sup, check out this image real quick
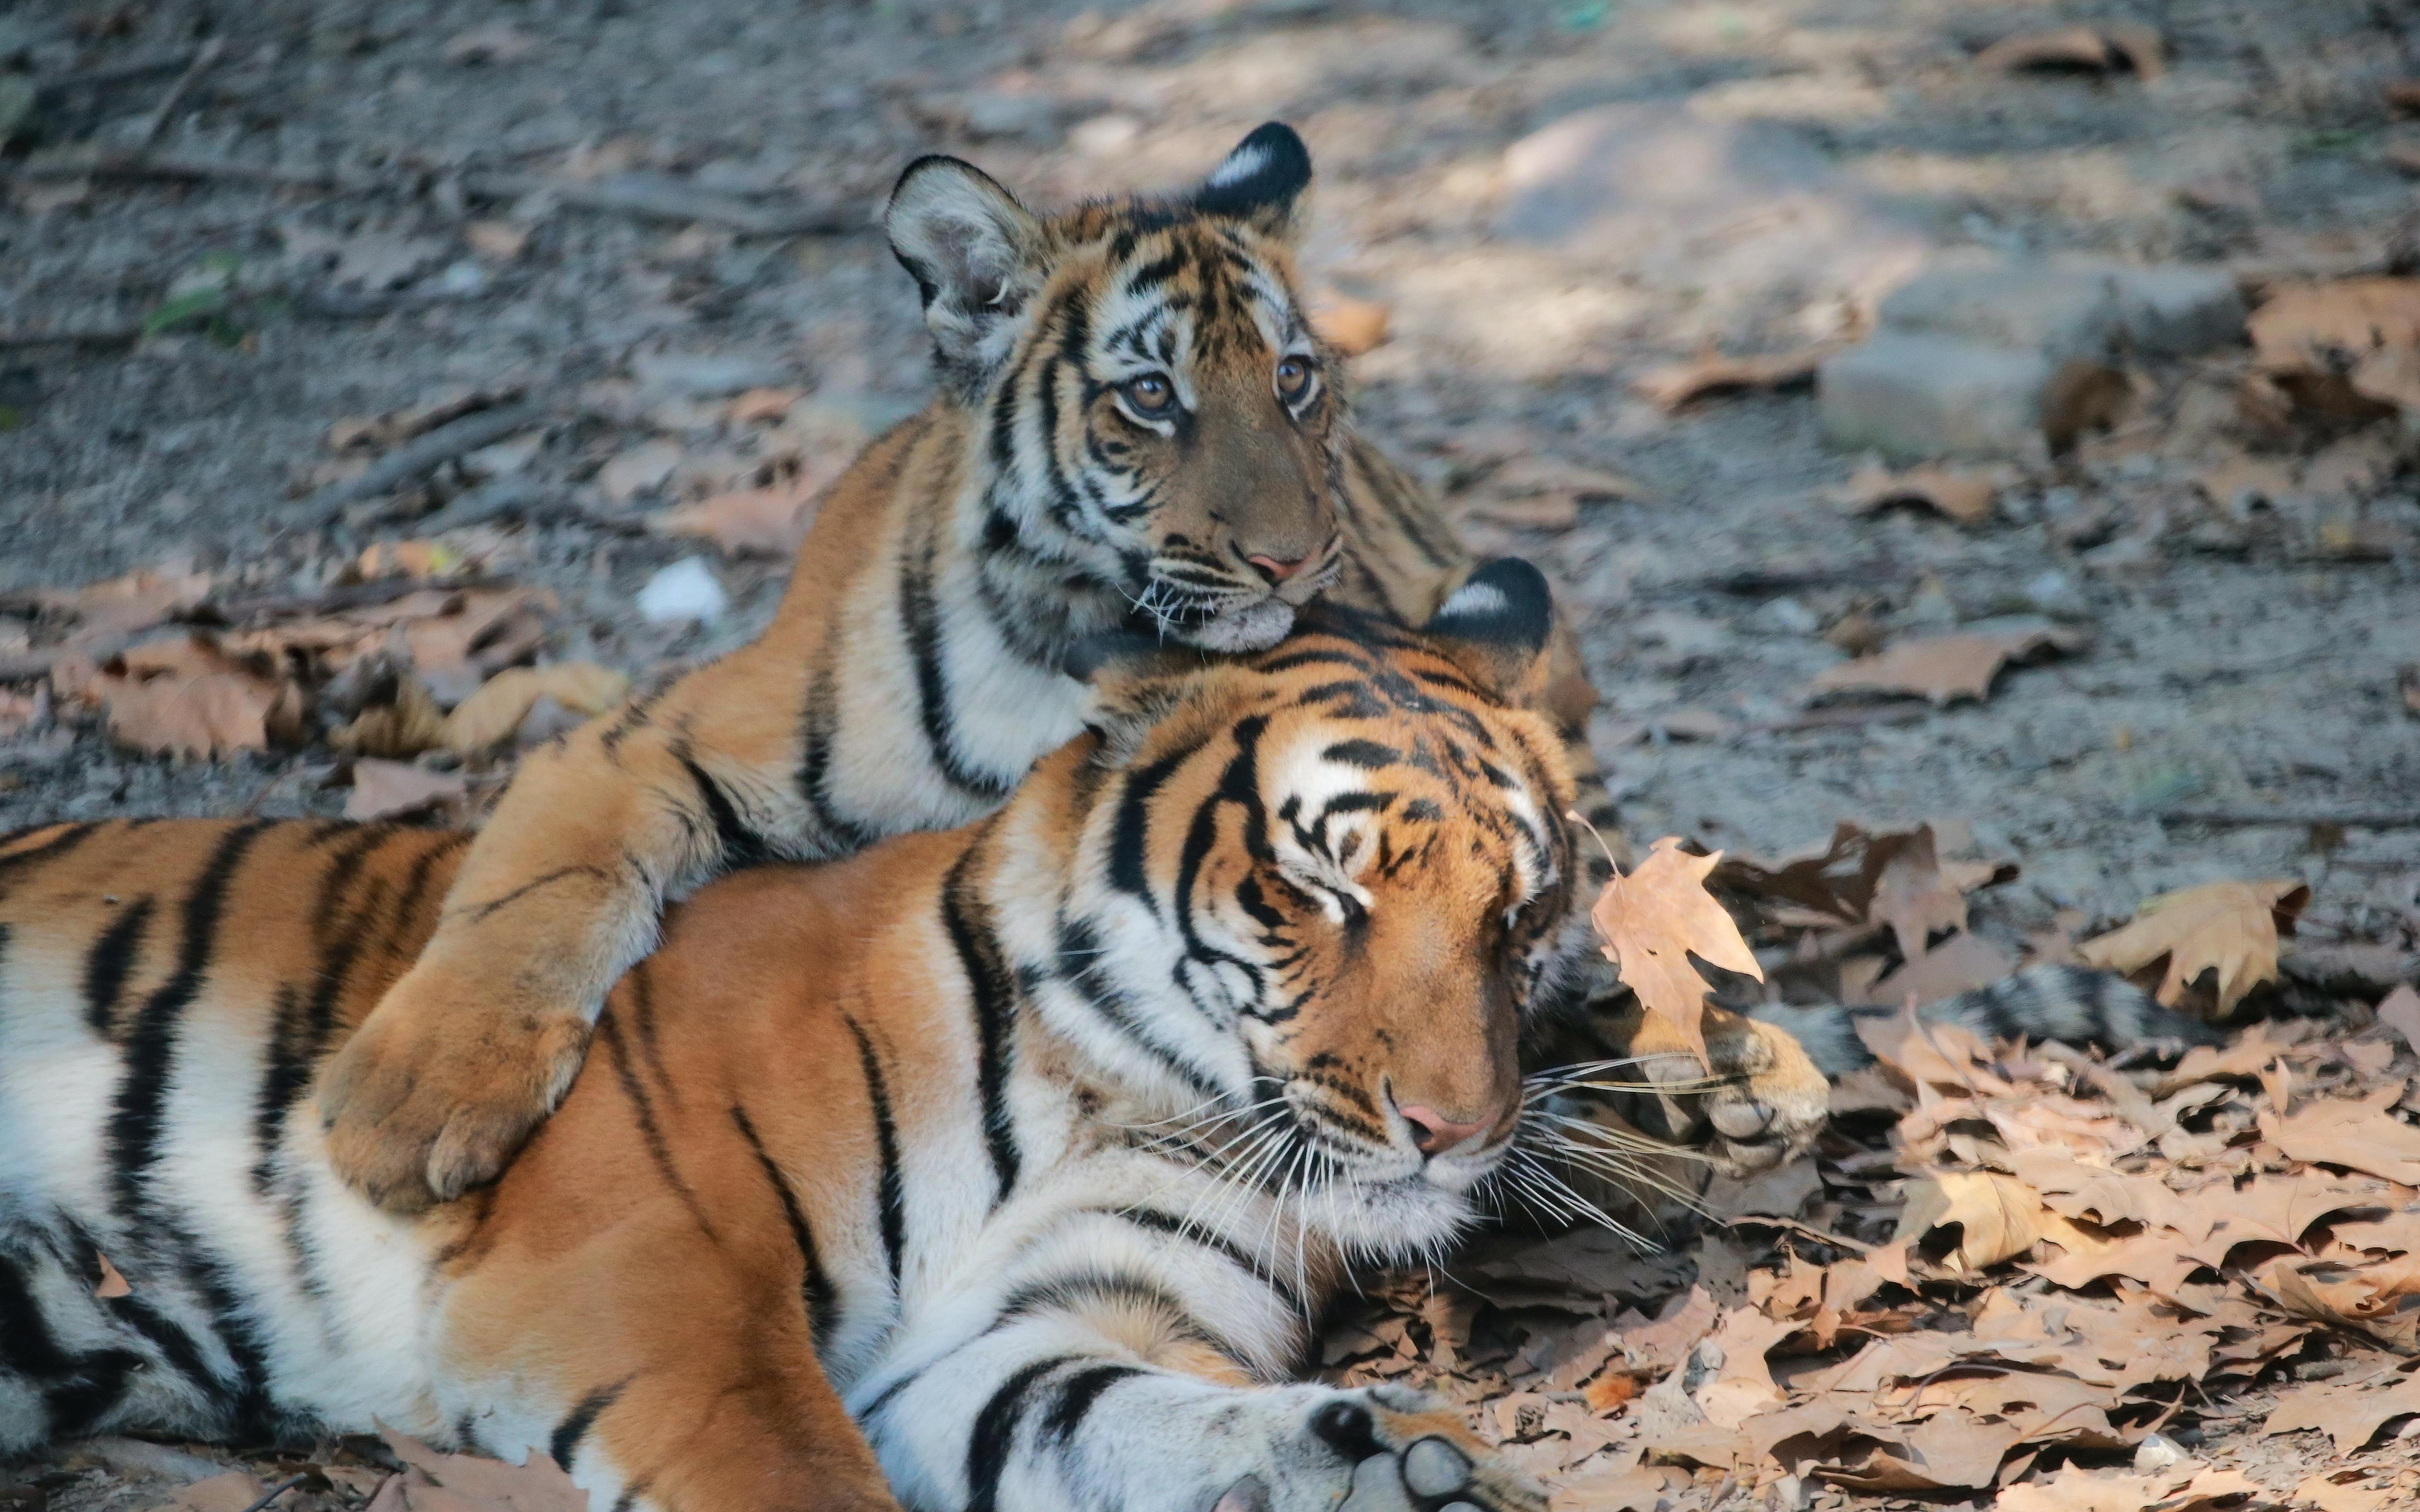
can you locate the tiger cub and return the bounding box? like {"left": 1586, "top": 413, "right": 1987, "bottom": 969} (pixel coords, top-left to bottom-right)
{"left": 316, "top": 121, "right": 1615, "bottom": 1214}
{"left": 0, "top": 565, "right": 1829, "bottom": 1512}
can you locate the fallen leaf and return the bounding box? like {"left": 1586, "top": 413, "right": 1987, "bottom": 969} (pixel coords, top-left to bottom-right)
{"left": 1976, "top": 24, "right": 2164, "bottom": 80}
{"left": 1900, "top": 1170, "right": 2056, "bottom": 1270}
{"left": 91, "top": 636, "right": 305, "bottom": 761}
{"left": 2264, "top": 1369, "right": 2420, "bottom": 1454}
{"left": 2296, "top": 1471, "right": 2395, "bottom": 1512}
{"left": 464, "top": 221, "right": 530, "bottom": 261}
{"left": 376, "top": 1428, "right": 585, "bottom": 1512}
{"left": 655, "top": 483, "right": 820, "bottom": 556}
{"left": 2248, "top": 278, "right": 2420, "bottom": 420}
{"left": 1633, "top": 348, "right": 1827, "bottom": 412}
{"left": 1810, "top": 624, "right": 2086, "bottom": 706}
{"left": 1840, "top": 464, "right": 1998, "bottom": 526}
{"left": 1590, "top": 836, "right": 1763, "bottom": 1061}
{"left": 345, "top": 760, "right": 467, "bottom": 822}
{"left": 153, "top": 1472, "right": 270, "bottom": 1512}
{"left": 2078, "top": 878, "right": 2309, "bottom": 1015}
{"left": 1582, "top": 1370, "right": 1639, "bottom": 1414}
{"left": 358, "top": 540, "right": 465, "bottom": 580}
{"left": 444, "top": 662, "right": 630, "bottom": 760}
{"left": 93, "top": 1252, "right": 130, "bottom": 1298}
{"left": 1995, "top": 1465, "right": 2259, "bottom": 1512}
{"left": 598, "top": 440, "right": 685, "bottom": 504}
{"left": 2264, "top": 1087, "right": 2420, "bottom": 1184}
{"left": 2376, "top": 985, "right": 2420, "bottom": 1056}
{"left": 726, "top": 387, "right": 805, "bottom": 424}
{"left": 1310, "top": 295, "right": 1391, "bottom": 357}
{"left": 1864, "top": 932, "right": 2017, "bottom": 1008}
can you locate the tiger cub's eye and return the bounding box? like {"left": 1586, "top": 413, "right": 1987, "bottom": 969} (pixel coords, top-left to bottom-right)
{"left": 1121, "top": 373, "right": 1176, "bottom": 414}
{"left": 1275, "top": 356, "right": 1314, "bottom": 399}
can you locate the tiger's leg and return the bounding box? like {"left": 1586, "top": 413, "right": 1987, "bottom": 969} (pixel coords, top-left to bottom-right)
{"left": 859, "top": 1300, "right": 1540, "bottom": 1512}
{"left": 318, "top": 641, "right": 821, "bottom": 1213}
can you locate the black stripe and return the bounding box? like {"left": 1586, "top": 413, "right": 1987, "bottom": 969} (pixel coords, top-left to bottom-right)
{"left": 0, "top": 821, "right": 98, "bottom": 900}
{"left": 795, "top": 662, "right": 878, "bottom": 854}
{"left": 729, "top": 1104, "right": 839, "bottom": 1348}
{"left": 549, "top": 1377, "right": 631, "bottom": 1470}
{"left": 598, "top": 1013, "right": 719, "bottom": 1244}
{"left": 1104, "top": 1206, "right": 1303, "bottom": 1314}
{"left": 0, "top": 1250, "right": 79, "bottom": 1376}
{"left": 965, "top": 1356, "right": 1072, "bottom": 1512}
{"left": 899, "top": 507, "right": 1014, "bottom": 802}
{"left": 1107, "top": 740, "right": 1204, "bottom": 904}
{"left": 82, "top": 895, "right": 155, "bottom": 1035}
{"left": 256, "top": 828, "right": 398, "bottom": 1192}
{"left": 460, "top": 863, "right": 608, "bottom": 924}
{"left": 676, "top": 753, "right": 772, "bottom": 869}
{"left": 940, "top": 845, "right": 1020, "bottom": 1205}
{"left": 844, "top": 1015, "right": 908, "bottom": 1292}
{"left": 1040, "top": 1363, "right": 1142, "bottom": 1446}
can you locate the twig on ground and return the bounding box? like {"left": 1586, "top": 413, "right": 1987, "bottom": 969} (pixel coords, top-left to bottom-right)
{"left": 7, "top": 151, "right": 380, "bottom": 194}
{"left": 2154, "top": 808, "right": 2420, "bottom": 830}
{"left": 291, "top": 403, "right": 549, "bottom": 521}
{"left": 132, "top": 36, "right": 224, "bottom": 149}
{"left": 462, "top": 170, "right": 861, "bottom": 236}
{"left": 234, "top": 1475, "right": 309, "bottom": 1512}
{"left": 211, "top": 574, "right": 516, "bottom": 623}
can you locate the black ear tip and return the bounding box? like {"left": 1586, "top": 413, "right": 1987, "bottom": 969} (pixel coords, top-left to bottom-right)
{"left": 1426, "top": 558, "right": 1553, "bottom": 651}
{"left": 1195, "top": 121, "right": 1312, "bottom": 216}
{"left": 889, "top": 154, "right": 961, "bottom": 199}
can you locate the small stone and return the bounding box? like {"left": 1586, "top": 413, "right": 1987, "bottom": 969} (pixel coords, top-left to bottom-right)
{"left": 1817, "top": 333, "right": 2051, "bottom": 460}
{"left": 637, "top": 557, "right": 728, "bottom": 626}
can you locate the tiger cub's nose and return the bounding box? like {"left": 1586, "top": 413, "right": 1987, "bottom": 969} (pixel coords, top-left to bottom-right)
{"left": 1399, "top": 1104, "right": 1490, "bottom": 1156}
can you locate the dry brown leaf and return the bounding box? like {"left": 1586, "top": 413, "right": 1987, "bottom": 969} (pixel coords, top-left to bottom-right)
{"left": 2296, "top": 1470, "right": 2396, "bottom": 1512}
{"left": 1633, "top": 348, "right": 1825, "bottom": 412}
{"left": 93, "top": 1252, "right": 130, "bottom": 1299}
{"left": 2249, "top": 278, "right": 2420, "bottom": 420}
{"left": 444, "top": 662, "right": 630, "bottom": 760}
{"left": 1841, "top": 464, "right": 1998, "bottom": 526}
{"left": 656, "top": 483, "right": 821, "bottom": 556}
{"left": 93, "top": 637, "right": 305, "bottom": 761}
{"left": 2078, "top": 878, "right": 2309, "bottom": 1015}
{"left": 726, "top": 386, "right": 804, "bottom": 424}
{"left": 29, "top": 565, "right": 214, "bottom": 639}
{"left": 1809, "top": 624, "right": 2085, "bottom": 706}
{"left": 1590, "top": 836, "right": 1762, "bottom": 1062}
{"left": 1582, "top": 1370, "right": 1639, "bottom": 1414}
{"left": 1976, "top": 25, "right": 2163, "bottom": 80}
{"left": 376, "top": 1428, "right": 585, "bottom": 1512}
{"left": 2264, "top": 1087, "right": 2420, "bottom": 1184}
{"left": 152, "top": 1472, "right": 270, "bottom": 1512}
{"left": 2264, "top": 1369, "right": 2420, "bottom": 1454}
{"left": 1996, "top": 1465, "right": 2258, "bottom": 1512}
{"left": 1310, "top": 296, "right": 1391, "bottom": 357}
{"left": 2040, "top": 360, "right": 2135, "bottom": 454}
{"left": 2376, "top": 984, "right": 2420, "bottom": 1057}
{"left": 346, "top": 760, "right": 468, "bottom": 822}
{"left": 1900, "top": 1170, "right": 2056, "bottom": 1271}
{"left": 1864, "top": 933, "right": 2018, "bottom": 1008}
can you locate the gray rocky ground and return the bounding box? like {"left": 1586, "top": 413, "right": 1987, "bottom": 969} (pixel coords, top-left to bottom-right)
{"left": 7, "top": 0, "right": 2420, "bottom": 1508}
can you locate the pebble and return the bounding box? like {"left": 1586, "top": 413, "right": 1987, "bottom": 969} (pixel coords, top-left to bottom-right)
{"left": 637, "top": 557, "right": 729, "bottom": 626}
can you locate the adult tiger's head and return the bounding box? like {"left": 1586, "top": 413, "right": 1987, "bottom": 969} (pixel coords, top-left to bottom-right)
{"left": 886, "top": 122, "right": 1342, "bottom": 653}
{"left": 1020, "top": 559, "right": 1588, "bottom": 1255}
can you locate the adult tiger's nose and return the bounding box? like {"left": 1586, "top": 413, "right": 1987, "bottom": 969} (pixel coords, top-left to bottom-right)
{"left": 1399, "top": 1104, "right": 1490, "bottom": 1156}
{"left": 1246, "top": 552, "right": 1311, "bottom": 583}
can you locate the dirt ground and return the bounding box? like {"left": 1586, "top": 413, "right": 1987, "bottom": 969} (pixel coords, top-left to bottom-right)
{"left": 6, "top": 0, "right": 2420, "bottom": 1508}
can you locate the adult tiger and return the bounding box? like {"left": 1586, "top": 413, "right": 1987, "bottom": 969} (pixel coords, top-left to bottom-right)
{"left": 0, "top": 568, "right": 1828, "bottom": 1512}
{"left": 316, "top": 121, "right": 1617, "bottom": 1214}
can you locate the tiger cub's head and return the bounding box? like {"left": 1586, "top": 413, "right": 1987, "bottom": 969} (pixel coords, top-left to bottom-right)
{"left": 1034, "top": 560, "right": 1587, "bottom": 1255}
{"left": 886, "top": 123, "right": 1342, "bottom": 653}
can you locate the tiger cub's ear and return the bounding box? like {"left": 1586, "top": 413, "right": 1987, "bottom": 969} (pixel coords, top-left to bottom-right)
{"left": 886, "top": 155, "right": 1050, "bottom": 388}
{"left": 1421, "top": 558, "right": 1555, "bottom": 706}
{"left": 1190, "top": 122, "right": 1313, "bottom": 243}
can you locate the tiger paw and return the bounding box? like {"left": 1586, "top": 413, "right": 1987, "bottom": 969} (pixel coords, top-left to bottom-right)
{"left": 1644, "top": 1004, "right": 1828, "bottom": 1178}
{"left": 316, "top": 960, "right": 594, "bottom": 1213}
{"left": 1220, "top": 1387, "right": 1543, "bottom": 1512}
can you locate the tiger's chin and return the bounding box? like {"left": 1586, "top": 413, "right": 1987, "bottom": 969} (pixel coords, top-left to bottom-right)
{"left": 1178, "top": 596, "right": 1299, "bottom": 653}
{"left": 1312, "top": 1169, "right": 1487, "bottom": 1260}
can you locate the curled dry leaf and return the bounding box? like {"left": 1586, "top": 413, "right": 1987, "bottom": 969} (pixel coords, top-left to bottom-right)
{"left": 345, "top": 759, "right": 468, "bottom": 823}
{"left": 1810, "top": 623, "right": 2086, "bottom": 707}
{"left": 2262, "top": 1087, "right": 2420, "bottom": 1184}
{"left": 1309, "top": 295, "right": 1391, "bottom": 357}
{"left": 443, "top": 662, "right": 631, "bottom": 760}
{"left": 2295, "top": 1471, "right": 2396, "bottom": 1512}
{"left": 1995, "top": 1465, "right": 2258, "bottom": 1512}
{"left": 1839, "top": 464, "right": 1998, "bottom": 526}
{"left": 1589, "top": 836, "right": 1762, "bottom": 1062}
{"left": 1975, "top": 24, "right": 2164, "bottom": 80}
{"left": 655, "top": 483, "right": 820, "bottom": 556}
{"left": 1898, "top": 1170, "right": 2056, "bottom": 1271}
{"left": 1633, "top": 348, "right": 1826, "bottom": 412}
{"left": 2248, "top": 278, "right": 2420, "bottom": 421}
{"left": 375, "top": 1428, "right": 586, "bottom": 1512}
{"left": 2264, "top": 1368, "right": 2420, "bottom": 1455}
{"left": 2077, "top": 878, "right": 2308, "bottom": 1015}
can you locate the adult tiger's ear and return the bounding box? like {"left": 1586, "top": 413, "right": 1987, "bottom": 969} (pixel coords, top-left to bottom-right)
{"left": 1421, "top": 558, "right": 1555, "bottom": 706}
{"left": 1191, "top": 122, "right": 1313, "bottom": 243}
{"left": 886, "top": 155, "right": 1049, "bottom": 391}
{"left": 1066, "top": 630, "right": 1215, "bottom": 764}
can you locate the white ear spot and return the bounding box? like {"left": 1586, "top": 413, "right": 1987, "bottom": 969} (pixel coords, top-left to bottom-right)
{"left": 1206, "top": 145, "right": 1271, "bottom": 189}
{"left": 1438, "top": 580, "right": 1510, "bottom": 620}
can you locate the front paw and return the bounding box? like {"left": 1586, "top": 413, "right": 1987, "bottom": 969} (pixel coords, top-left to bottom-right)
{"left": 316, "top": 963, "right": 593, "bottom": 1212}
{"left": 1245, "top": 1387, "right": 1543, "bottom": 1512}
{"left": 1641, "top": 1006, "right": 1829, "bottom": 1178}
